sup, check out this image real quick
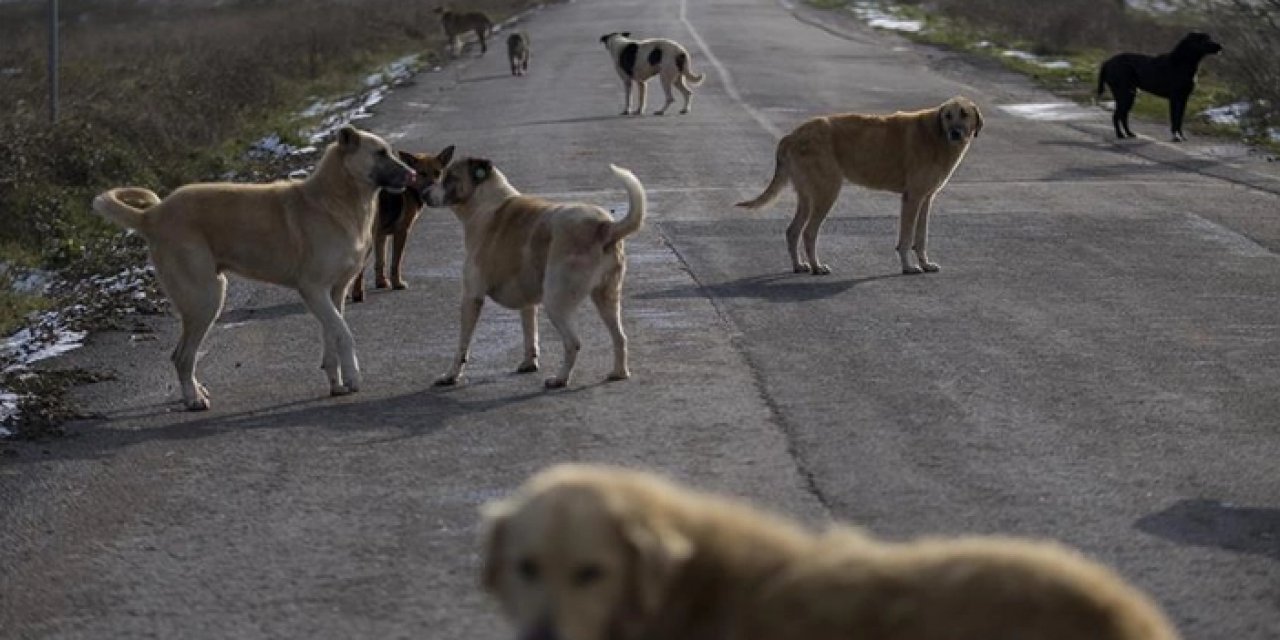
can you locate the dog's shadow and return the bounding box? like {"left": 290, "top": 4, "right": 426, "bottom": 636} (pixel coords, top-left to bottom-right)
{"left": 518, "top": 114, "right": 634, "bottom": 128}
{"left": 1136, "top": 498, "right": 1280, "bottom": 562}
{"left": 637, "top": 272, "right": 898, "bottom": 304}
{"left": 458, "top": 73, "right": 514, "bottom": 84}
{"left": 219, "top": 302, "right": 308, "bottom": 325}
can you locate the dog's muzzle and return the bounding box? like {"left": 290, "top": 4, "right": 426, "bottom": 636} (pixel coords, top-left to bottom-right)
{"left": 948, "top": 128, "right": 966, "bottom": 142}
{"left": 380, "top": 168, "right": 416, "bottom": 194}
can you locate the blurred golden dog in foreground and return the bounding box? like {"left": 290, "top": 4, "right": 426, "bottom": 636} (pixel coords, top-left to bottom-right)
{"left": 482, "top": 464, "right": 1179, "bottom": 640}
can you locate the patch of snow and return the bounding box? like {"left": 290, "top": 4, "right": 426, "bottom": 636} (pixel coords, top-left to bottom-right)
{"left": 974, "top": 40, "right": 993, "bottom": 48}
{"left": 1202, "top": 101, "right": 1251, "bottom": 126}
{"left": 999, "top": 102, "right": 1100, "bottom": 122}
{"left": 1002, "top": 49, "right": 1071, "bottom": 70}
{"left": 848, "top": 2, "right": 923, "bottom": 33}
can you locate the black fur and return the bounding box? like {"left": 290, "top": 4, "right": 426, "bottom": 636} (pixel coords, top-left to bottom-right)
{"left": 1097, "top": 32, "right": 1222, "bottom": 142}
{"left": 647, "top": 48, "right": 662, "bottom": 66}
{"left": 676, "top": 53, "right": 688, "bottom": 73}
{"left": 619, "top": 43, "right": 639, "bottom": 78}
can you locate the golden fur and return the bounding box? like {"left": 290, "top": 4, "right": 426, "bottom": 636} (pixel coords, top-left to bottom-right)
{"left": 482, "top": 464, "right": 1181, "bottom": 640}
{"left": 738, "top": 96, "right": 983, "bottom": 275}
{"left": 424, "top": 160, "right": 646, "bottom": 388}
{"left": 92, "top": 126, "right": 413, "bottom": 410}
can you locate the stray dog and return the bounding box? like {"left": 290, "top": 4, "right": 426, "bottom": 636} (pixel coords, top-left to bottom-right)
{"left": 738, "top": 96, "right": 982, "bottom": 275}
{"left": 424, "top": 159, "right": 645, "bottom": 388}
{"left": 482, "top": 464, "right": 1182, "bottom": 640}
{"left": 507, "top": 32, "right": 530, "bottom": 76}
{"left": 93, "top": 126, "right": 414, "bottom": 410}
{"left": 350, "top": 145, "right": 454, "bottom": 303}
{"left": 600, "top": 32, "right": 705, "bottom": 116}
{"left": 436, "top": 6, "right": 493, "bottom": 56}
{"left": 1097, "top": 32, "right": 1222, "bottom": 141}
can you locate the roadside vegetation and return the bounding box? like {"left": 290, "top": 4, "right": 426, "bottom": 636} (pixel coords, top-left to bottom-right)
{"left": 0, "top": 0, "right": 535, "bottom": 439}
{"left": 810, "top": 0, "right": 1279, "bottom": 147}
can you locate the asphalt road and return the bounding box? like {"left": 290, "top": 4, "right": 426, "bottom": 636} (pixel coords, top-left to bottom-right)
{"left": 3, "top": 0, "right": 1279, "bottom": 638}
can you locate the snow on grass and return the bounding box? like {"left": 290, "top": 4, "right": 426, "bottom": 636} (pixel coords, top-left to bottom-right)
{"left": 1200, "top": 102, "right": 1280, "bottom": 142}
{"left": 848, "top": 2, "right": 923, "bottom": 33}
{"left": 1001, "top": 49, "right": 1072, "bottom": 70}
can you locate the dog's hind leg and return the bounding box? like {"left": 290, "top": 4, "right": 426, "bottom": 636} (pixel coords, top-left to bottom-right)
{"left": 517, "top": 305, "right": 539, "bottom": 373}
{"left": 675, "top": 74, "right": 693, "bottom": 114}
{"left": 436, "top": 296, "right": 484, "bottom": 386}
{"left": 162, "top": 263, "right": 225, "bottom": 411}
{"left": 786, "top": 192, "right": 812, "bottom": 273}
{"left": 542, "top": 273, "right": 591, "bottom": 389}
{"left": 301, "top": 285, "right": 360, "bottom": 395}
{"left": 654, "top": 71, "right": 676, "bottom": 116}
{"left": 592, "top": 275, "right": 629, "bottom": 381}
{"left": 911, "top": 192, "right": 940, "bottom": 273}
{"left": 799, "top": 178, "right": 840, "bottom": 276}
{"left": 374, "top": 234, "right": 391, "bottom": 289}
{"left": 1114, "top": 90, "right": 1137, "bottom": 138}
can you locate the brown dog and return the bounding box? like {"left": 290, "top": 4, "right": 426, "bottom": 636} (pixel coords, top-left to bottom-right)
{"left": 424, "top": 160, "right": 646, "bottom": 388}
{"left": 482, "top": 464, "right": 1180, "bottom": 640}
{"left": 93, "top": 126, "right": 414, "bottom": 410}
{"left": 738, "top": 96, "right": 983, "bottom": 275}
{"left": 436, "top": 6, "right": 493, "bottom": 56}
{"left": 350, "top": 146, "right": 454, "bottom": 303}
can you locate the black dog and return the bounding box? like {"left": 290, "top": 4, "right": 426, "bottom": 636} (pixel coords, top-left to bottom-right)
{"left": 1096, "top": 32, "right": 1222, "bottom": 142}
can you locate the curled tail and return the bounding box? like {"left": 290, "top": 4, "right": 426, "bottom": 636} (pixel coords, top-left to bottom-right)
{"left": 93, "top": 187, "right": 161, "bottom": 232}
{"left": 736, "top": 146, "right": 790, "bottom": 209}
{"left": 676, "top": 53, "right": 705, "bottom": 86}
{"left": 606, "top": 164, "right": 646, "bottom": 244}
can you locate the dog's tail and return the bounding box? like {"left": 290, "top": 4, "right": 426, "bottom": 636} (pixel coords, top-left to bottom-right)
{"left": 606, "top": 164, "right": 646, "bottom": 244}
{"left": 676, "top": 53, "right": 705, "bottom": 86}
{"left": 736, "top": 145, "right": 790, "bottom": 210}
{"left": 92, "top": 187, "right": 161, "bottom": 233}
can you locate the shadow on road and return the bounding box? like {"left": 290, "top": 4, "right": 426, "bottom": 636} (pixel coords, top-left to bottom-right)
{"left": 1136, "top": 498, "right": 1280, "bottom": 562}
{"left": 219, "top": 302, "right": 308, "bottom": 325}
{"left": 636, "top": 271, "right": 899, "bottom": 304}
{"left": 458, "top": 73, "right": 513, "bottom": 84}
{"left": 517, "top": 114, "right": 625, "bottom": 127}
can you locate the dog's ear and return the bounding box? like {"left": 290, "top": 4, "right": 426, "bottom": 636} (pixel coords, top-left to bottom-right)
{"left": 437, "top": 145, "right": 456, "bottom": 167}
{"left": 480, "top": 498, "right": 515, "bottom": 594}
{"left": 622, "top": 516, "right": 693, "bottom": 616}
{"left": 337, "top": 126, "right": 361, "bottom": 152}
{"left": 600, "top": 33, "right": 612, "bottom": 44}
{"left": 470, "top": 158, "right": 494, "bottom": 182}
{"left": 622, "top": 32, "right": 632, "bottom": 38}
{"left": 397, "top": 150, "right": 418, "bottom": 166}
{"left": 973, "top": 105, "right": 984, "bottom": 138}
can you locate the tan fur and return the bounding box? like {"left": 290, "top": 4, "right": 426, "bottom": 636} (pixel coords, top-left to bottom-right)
{"left": 738, "top": 96, "right": 984, "bottom": 275}
{"left": 483, "top": 464, "right": 1181, "bottom": 640}
{"left": 436, "top": 7, "right": 493, "bottom": 56}
{"left": 601, "top": 33, "right": 706, "bottom": 116}
{"left": 425, "top": 160, "right": 646, "bottom": 388}
{"left": 92, "top": 126, "right": 413, "bottom": 410}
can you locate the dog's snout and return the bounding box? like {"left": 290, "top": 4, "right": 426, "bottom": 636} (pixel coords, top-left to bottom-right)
{"left": 521, "top": 620, "right": 558, "bottom": 640}
{"left": 949, "top": 128, "right": 964, "bottom": 141}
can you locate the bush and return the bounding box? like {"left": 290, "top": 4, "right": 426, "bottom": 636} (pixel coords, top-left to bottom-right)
{"left": 1206, "top": 0, "right": 1280, "bottom": 135}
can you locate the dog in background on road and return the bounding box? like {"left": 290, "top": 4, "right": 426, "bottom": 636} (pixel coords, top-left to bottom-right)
{"left": 350, "top": 145, "right": 454, "bottom": 303}
{"left": 424, "top": 159, "right": 646, "bottom": 389}
{"left": 1096, "top": 32, "right": 1222, "bottom": 141}
{"left": 507, "top": 32, "right": 530, "bottom": 76}
{"left": 481, "top": 464, "right": 1182, "bottom": 640}
{"left": 738, "top": 96, "right": 983, "bottom": 276}
{"left": 93, "top": 126, "right": 414, "bottom": 410}
{"left": 436, "top": 6, "right": 493, "bottom": 56}
{"left": 600, "top": 32, "right": 705, "bottom": 116}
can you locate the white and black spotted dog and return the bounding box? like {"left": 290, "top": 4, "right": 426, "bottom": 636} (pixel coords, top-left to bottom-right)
{"left": 600, "top": 32, "right": 705, "bottom": 116}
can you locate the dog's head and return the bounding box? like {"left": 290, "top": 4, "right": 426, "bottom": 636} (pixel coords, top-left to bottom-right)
{"left": 482, "top": 465, "right": 694, "bottom": 640}
{"left": 424, "top": 157, "right": 497, "bottom": 208}
{"left": 1173, "top": 32, "right": 1222, "bottom": 60}
{"left": 599, "top": 32, "right": 632, "bottom": 47}
{"left": 335, "top": 126, "right": 416, "bottom": 194}
{"left": 937, "top": 96, "right": 983, "bottom": 143}
{"left": 395, "top": 146, "right": 454, "bottom": 199}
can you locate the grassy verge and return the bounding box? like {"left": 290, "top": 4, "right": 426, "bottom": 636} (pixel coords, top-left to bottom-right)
{"left": 809, "top": 1, "right": 1256, "bottom": 144}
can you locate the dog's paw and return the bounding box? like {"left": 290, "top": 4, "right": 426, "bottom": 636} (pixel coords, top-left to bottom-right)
{"left": 920, "top": 262, "right": 941, "bottom": 273}
{"left": 184, "top": 397, "right": 211, "bottom": 411}
{"left": 329, "top": 384, "right": 354, "bottom": 397}
{"left": 810, "top": 264, "right": 832, "bottom": 275}
{"left": 351, "top": 292, "right": 365, "bottom": 303}
{"left": 544, "top": 377, "right": 568, "bottom": 389}
{"left": 793, "top": 263, "right": 812, "bottom": 274}
{"left": 902, "top": 265, "right": 924, "bottom": 275}
{"left": 680, "top": 108, "right": 690, "bottom": 115}
{"left": 516, "top": 361, "right": 539, "bottom": 374}
{"left": 392, "top": 281, "right": 408, "bottom": 291}
{"left": 375, "top": 278, "right": 390, "bottom": 289}
{"left": 606, "top": 370, "right": 630, "bottom": 382}
{"left": 433, "top": 374, "right": 460, "bottom": 387}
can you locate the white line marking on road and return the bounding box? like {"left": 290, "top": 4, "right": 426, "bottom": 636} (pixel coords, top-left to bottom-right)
{"left": 1182, "top": 214, "right": 1274, "bottom": 258}
{"left": 680, "top": 0, "right": 783, "bottom": 139}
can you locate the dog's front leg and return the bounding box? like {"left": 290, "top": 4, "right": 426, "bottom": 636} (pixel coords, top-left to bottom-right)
{"left": 634, "top": 80, "right": 648, "bottom": 116}
{"left": 375, "top": 233, "right": 391, "bottom": 289}
{"left": 435, "top": 296, "right": 485, "bottom": 386}
{"left": 621, "top": 80, "right": 634, "bottom": 115}
{"left": 390, "top": 230, "right": 409, "bottom": 289}
{"left": 897, "top": 192, "right": 925, "bottom": 274}
{"left": 517, "top": 305, "right": 539, "bottom": 373}
{"left": 302, "top": 286, "right": 360, "bottom": 395}
{"left": 911, "top": 193, "right": 940, "bottom": 273}
{"left": 1170, "top": 95, "right": 1188, "bottom": 142}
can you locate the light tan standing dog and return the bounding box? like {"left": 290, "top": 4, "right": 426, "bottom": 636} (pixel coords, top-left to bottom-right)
{"left": 738, "top": 96, "right": 983, "bottom": 275}
{"left": 600, "top": 32, "right": 705, "bottom": 116}
{"left": 93, "top": 126, "right": 414, "bottom": 410}
{"left": 424, "top": 159, "right": 646, "bottom": 388}
{"left": 482, "top": 464, "right": 1181, "bottom": 640}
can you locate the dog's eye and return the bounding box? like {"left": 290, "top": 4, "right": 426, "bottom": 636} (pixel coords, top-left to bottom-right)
{"left": 959, "top": 108, "right": 967, "bottom": 118}
{"left": 945, "top": 112, "right": 953, "bottom": 120}
{"left": 572, "top": 564, "right": 604, "bottom": 587}
{"left": 517, "top": 558, "right": 540, "bottom": 582}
